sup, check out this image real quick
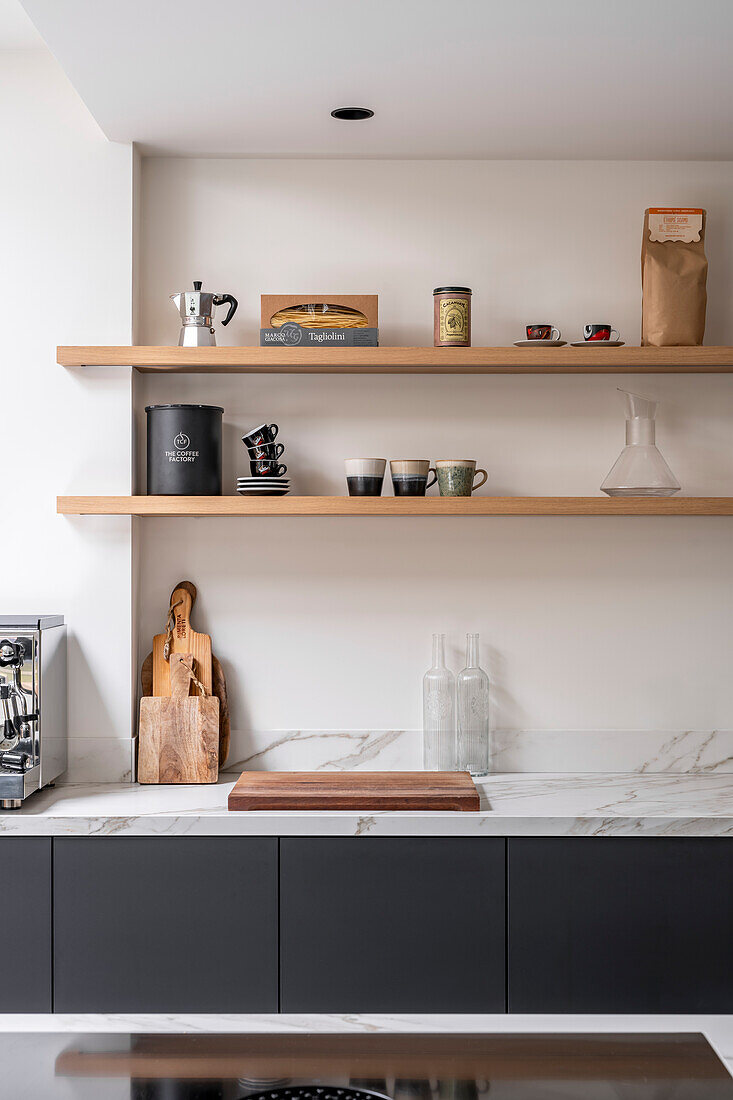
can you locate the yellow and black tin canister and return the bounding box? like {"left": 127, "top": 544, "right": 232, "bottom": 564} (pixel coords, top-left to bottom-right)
{"left": 433, "top": 286, "right": 472, "bottom": 347}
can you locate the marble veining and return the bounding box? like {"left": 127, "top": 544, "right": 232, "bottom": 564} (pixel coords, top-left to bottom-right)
{"left": 3, "top": 772, "right": 733, "bottom": 837}
{"left": 225, "top": 729, "right": 409, "bottom": 773}
{"left": 60, "top": 728, "right": 733, "bottom": 786}
{"left": 225, "top": 727, "right": 733, "bottom": 775}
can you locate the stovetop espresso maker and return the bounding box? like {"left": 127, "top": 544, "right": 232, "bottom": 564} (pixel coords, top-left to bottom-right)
{"left": 171, "top": 281, "right": 238, "bottom": 347}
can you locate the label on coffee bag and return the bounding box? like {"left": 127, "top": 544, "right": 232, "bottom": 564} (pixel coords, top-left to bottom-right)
{"left": 648, "top": 208, "right": 704, "bottom": 243}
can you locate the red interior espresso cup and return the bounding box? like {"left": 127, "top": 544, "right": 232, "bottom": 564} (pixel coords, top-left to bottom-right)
{"left": 526, "top": 324, "right": 560, "bottom": 341}
{"left": 584, "top": 324, "right": 620, "bottom": 341}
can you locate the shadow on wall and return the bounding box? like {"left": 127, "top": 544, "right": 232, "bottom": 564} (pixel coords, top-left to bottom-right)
{"left": 67, "top": 631, "right": 121, "bottom": 740}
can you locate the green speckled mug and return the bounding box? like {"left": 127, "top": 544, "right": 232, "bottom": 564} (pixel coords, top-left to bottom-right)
{"left": 436, "top": 459, "right": 488, "bottom": 497}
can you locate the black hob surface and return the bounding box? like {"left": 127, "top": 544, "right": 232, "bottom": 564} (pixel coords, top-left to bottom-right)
{"left": 4, "top": 1032, "right": 732, "bottom": 1099}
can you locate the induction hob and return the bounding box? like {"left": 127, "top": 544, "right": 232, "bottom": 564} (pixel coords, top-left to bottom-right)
{"left": 4, "top": 1031, "right": 732, "bottom": 1099}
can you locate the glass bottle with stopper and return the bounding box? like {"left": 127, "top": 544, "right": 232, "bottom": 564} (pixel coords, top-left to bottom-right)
{"left": 601, "top": 389, "right": 680, "bottom": 497}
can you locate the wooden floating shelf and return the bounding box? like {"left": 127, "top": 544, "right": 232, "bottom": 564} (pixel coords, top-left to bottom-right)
{"left": 57, "top": 345, "right": 733, "bottom": 374}
{"left": 57, "top": 496, "right": 733, "bottom": 517}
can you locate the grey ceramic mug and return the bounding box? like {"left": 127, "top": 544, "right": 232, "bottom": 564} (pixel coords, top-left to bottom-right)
{"left": 436, "top": 459, "right": 488, "bottom": 497}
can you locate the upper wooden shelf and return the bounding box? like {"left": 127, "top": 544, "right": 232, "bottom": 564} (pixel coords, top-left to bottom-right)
{"left": 57, "top": 496, "right": 733, "bottom": 517}
{"left": 56, "top": 345, "right": 733, "bottom": 374}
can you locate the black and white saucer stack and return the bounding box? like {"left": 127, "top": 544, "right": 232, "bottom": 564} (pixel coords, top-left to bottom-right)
{"left": 237, "top": 422, "right": 290, "bottom": 497}
{"left": 237, "top": 474, "right": 290, "bottom": 497}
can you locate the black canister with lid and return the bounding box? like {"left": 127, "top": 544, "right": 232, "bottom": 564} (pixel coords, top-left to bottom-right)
{"left": 146, "top": 404, "right": 223, "bottom": 495}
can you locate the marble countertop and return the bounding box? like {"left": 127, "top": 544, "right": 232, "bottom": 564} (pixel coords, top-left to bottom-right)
{"left": 0, "top": 1012, "right": 731, "bottom": 1077}
{"left": 1, "top": 772, "right": 732, "bottom": 836}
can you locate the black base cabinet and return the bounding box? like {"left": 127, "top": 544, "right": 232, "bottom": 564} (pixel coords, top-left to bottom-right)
{"left": 508, "top": 838, "right": 733, "bottom": 1013}
{"left": 280, "top": 837, "right": 506, "bottom": 1012}
{"left": 13, "top": 832, "right": 728, "bottom": 1014}
{"left": 0, "top": 838, "right": 52, "bottom": 1012}
{"left": 53, "top": 837, "right": 278, "bottom": 1012}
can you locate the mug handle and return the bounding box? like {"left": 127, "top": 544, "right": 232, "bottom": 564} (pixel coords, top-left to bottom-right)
{"left": 269, "top": 423, "right": 279, "bottom": 440}
{"left": 609, "top": 329, "right": 620, "bottom": 342}
{"left": 276, "top": 463, "right": 288, "bottom": 477}
{"left": 274, "top": 442, "right": 285, "bottom": 459}
{"left": 426, "top": 467, "right": 437, "bottom": 490}
{"left": 472, "top": 469, "right": 488, "bottom": 492}
{"left": 551, "top": 326, "right": 561, "bottom": 341}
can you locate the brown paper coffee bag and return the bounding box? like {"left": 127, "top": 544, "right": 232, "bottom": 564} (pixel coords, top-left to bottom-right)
{"left": 641, "top": 207, "right": 707, "bottom": 345}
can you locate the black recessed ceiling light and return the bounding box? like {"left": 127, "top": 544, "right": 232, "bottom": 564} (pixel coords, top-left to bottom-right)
{"left": 331, "top": 107, "right": 374, "bottom": 121}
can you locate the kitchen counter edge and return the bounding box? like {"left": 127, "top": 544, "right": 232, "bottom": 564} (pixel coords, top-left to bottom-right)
{"left": 1, "top": 773, "right": 732, "bottom": 837}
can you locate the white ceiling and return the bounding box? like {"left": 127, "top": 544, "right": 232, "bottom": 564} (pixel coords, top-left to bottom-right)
{"left": 0, "top": 0, "right": 42, "bottom": 48}
{"left": 19, "top": 0, "right": 733, "bottom": 159}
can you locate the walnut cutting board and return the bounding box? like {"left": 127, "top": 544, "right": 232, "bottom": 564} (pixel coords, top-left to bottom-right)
{"left": 228, "top": 771, "right": 480, "bottom": 811}
{"left": 139, "top": 653, "right": 219, "bottom": 784}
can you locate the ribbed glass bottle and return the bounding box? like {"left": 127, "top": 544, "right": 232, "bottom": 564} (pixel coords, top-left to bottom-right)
{"left": 422, "top": 633, "right": 456, "bottom": 770}
{"left": 456, "top": 633, "right": 490, "bottom": 776}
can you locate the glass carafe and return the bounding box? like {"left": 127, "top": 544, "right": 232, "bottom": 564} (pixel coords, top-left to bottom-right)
{"left": 456, "top": 633, "right": 490, "bottom": 776}
{"left": 423, "top": 633, "right": 456, "bottom": 770}
{"left": 601, "top": 389, "right": 680, "bottom": 496}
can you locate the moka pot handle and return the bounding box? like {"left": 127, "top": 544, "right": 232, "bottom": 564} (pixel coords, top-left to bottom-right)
{"left": 214, "top": 293, "right": 238, "bottom": 326}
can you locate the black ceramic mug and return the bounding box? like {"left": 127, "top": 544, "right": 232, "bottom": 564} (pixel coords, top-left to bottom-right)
{"left": 242, "top": 422, "right": 279, "bottom": 449}
{"left": 251, "top": 458, "right": 288, "bottom": 477}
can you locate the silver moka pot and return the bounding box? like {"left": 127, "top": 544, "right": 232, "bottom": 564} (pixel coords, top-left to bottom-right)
{"left": 170, "top": 280, "right": 238, "bottom": 347}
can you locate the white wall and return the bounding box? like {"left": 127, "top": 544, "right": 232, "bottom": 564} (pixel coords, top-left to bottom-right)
{"left": 0, "top": 49, "right": 134, "bottom": 781}
{"left": 135, "top": 158, "right": 733, "bottom": 769}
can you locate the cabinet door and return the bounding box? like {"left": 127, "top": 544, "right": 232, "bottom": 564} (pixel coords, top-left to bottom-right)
{"left": 508, "top": 838, "right": 733, "bottom": 1013}
{"left": 280, "top": 838, "right": 505, "bottom": 1012}
{"left": 53, "top": 837, "right": 278, "bottom": 1012}
{"left": 0, "top": 838, "right": 51, "bottom": 1011}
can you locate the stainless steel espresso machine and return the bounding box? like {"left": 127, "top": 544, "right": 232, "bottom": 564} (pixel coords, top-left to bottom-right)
{"left": 0, "top": 616, "right": 66, "bottom": 809}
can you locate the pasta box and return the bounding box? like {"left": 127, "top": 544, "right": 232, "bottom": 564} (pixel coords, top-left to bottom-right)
{"left": 260, "top": 294, "right": 378, "bottom": 346}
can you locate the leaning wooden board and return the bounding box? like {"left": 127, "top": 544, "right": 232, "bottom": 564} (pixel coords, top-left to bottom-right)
{"left": 139, "top": 653, "right": 219, "bottom": 784}
{"left": 141, "top": 650, "right": 230, "bottom": 765}
{"left": 228, "top": 771, "right": 480, "bottom": 811}
{"left": 152, "top": 581, "right": 212, "bottom": 696}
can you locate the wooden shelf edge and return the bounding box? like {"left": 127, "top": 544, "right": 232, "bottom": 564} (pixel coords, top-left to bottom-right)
{"left": 57, "top": 345, "right": 733, "bottom": 373}
{"left": 56, "top": 495, "right": 733, "bottom": 517}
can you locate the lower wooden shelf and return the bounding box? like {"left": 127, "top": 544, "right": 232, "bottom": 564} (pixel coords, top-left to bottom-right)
{"left": 56, "top": 495, "right": 733, "bottom": 516}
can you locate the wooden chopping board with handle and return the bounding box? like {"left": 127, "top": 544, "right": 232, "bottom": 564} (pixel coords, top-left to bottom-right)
{"left": 153, "top": 581, "right": 212, "bottom": 696}
{"left": 228, "top": 771, "right": 480, "bottom": 811}
{"left": 139, "top": 653, "right": 219, "bottom": 784}
{"left": 142, "top": 650, "right": 230, "bottom": 766}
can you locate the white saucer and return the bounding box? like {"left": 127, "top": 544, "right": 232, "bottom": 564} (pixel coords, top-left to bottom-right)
{"left": 238, "top": 477, "right": 290, "bottom": 483}
{"left": 237, "top": 487, "right": 290, "bottom": 496}
{"left": 513, "top": 339, "right": 567, "bottom": 347}
{"left": 570, "top": 340, "right": 625, "bottom": 348}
